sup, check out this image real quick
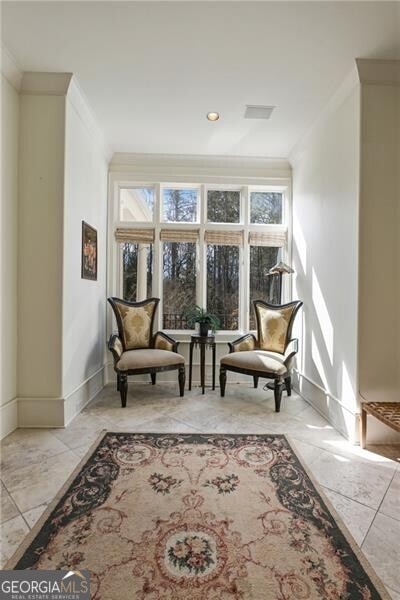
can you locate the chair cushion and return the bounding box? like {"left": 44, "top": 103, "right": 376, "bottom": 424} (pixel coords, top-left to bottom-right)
{"left": 117, "top": 349, "right": 184, "bottom": 371}
{"left": 112, "top": 299, "right": 158, "bottom": 350}
{"left": 221, "top": 350, "right": 287, "bottom": 376}
{"left": 255, "top": 304, "right": 296, "bottom": 353}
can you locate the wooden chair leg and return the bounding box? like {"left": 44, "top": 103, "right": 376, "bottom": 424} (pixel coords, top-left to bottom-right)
{"left": 220, "top": 367, "right": 227, "bottom": 397}
{"left": 120, "top": 375, "right": 128, "bottom": 408}
{"left": 274, "top": 379, "right": 283, "bottom": 412}
{"left": 360, "top": 407, "right": 367, "bottom": 448}
{"left": 151, "top": 373, "right": 156, "bottom": 385}
{"left": 178, "top": 367, "right": 185, "bottom": 397}
{"left": 284, "top": 376, "right": 291, "bottom": 396}
{"left": 253, "top": 376, "right": 259, "bottom": 389}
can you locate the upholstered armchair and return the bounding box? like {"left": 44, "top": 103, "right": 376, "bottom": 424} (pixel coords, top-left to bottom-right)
{"left": 220, "top": 300, "right": 303, "bottom": 412}
{"left": 108, "top": 297, "right": 185, "bottom": 407}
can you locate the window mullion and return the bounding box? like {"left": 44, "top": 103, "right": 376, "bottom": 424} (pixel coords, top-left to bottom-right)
{"left": 154, "top": 183, "right": 162, "bottom": 330}
{"left": 199, "top": 184, "right": 206, "bottom": 309}
{"left": 242, "top": 186, "right": 249, "bottom": 332}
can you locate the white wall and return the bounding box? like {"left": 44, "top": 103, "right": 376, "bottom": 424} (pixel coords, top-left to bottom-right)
{"left": 0, "top": 74, "right": 20, "bottom": 437}
{"left": 18, "top": 92, "right": 65, "bottom": 407}
{"left": 62, "top": 82, "right": 109, "bottom": 422}
{"left": 291, "top": 77, "right": 360, "bottom": 440}
{"left": 357, "top": 61, "right": 400, "bottom": 442}
{"left": 2, "top": 71, "right": 111, "bottom": 434}
{"left": 358, "top": 82, "right": 399, "bottom": 403}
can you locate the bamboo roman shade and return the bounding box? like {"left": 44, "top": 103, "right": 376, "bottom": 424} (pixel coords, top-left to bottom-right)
{"left": 160, "top": 229, "right": 199, "bottom": 243}
{"left": 248, "top": 229, "right": 287, "bottom": 247}
{"left": 115, "top": 228, "right": 155, "bottom": 244}
{"left": 204, "top": 230, "right": 244, "bottom": 246}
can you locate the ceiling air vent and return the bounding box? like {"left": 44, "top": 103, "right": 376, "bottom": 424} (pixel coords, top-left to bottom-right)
{"left": 244, "top": 105, "right": 275, "bottom": 119}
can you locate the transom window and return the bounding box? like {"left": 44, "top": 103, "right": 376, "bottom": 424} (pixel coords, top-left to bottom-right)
{"left": 112, "top": 183, "right": 289, "bottom": 333}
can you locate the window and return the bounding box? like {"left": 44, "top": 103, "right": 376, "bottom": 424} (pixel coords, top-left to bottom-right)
{"left": 207, "top": 190, "right": 240, "bottom": 223}
{"left": 113, "top": 182, "right": 289, "bottom": 332}
{"left": 163, "top": 241, "right": 197, "bottom": 329}
{"left": 250, "top": 191, "right": 283, "bottom": 224}
{"left": 249, "top": 246, "right": 281, "bottom": 329}
{"left": 122, "top": 243, "right": 153, "bottom": 302}
{"left": 120, "top": 187, "right": 154, "bottom": 222}
{"left": 207, "top": 244, "right": 239, "bottom": 330}
{"left": 162, "top": 187, "right": 198, "bottom": 222}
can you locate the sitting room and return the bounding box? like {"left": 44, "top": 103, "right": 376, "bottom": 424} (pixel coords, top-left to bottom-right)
{"left": 1, "top": 2, "right": 399, "bottom": 598}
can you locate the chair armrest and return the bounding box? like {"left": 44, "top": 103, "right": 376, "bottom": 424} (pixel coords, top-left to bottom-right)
{"left": 228, "top": 333, "right": 257, "bottom": 353}
{"left": 108, "top": 334, "right": 123, "bottom": 366}
{"left": 284, "top": 339, "right": 299, "bottom": 369}
{"left": 153, "top": 331, "right": 179, "bottom": 353}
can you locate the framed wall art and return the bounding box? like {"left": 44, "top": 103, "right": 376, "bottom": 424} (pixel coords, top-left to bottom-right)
{"left": 81, "top": 221, "right": 97, "bottom": 281}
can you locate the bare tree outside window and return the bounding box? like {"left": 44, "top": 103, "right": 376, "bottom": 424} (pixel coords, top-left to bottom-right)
{"left": 163, "top": 242, "right": 197, "bottom": 329}
{"left": 163, "top": 188, "right": 198, "bottom": 222}
{"left": 249, "top": 246, "right": 280, "bottom": 328}
{"left": 122, "top": 243, "right": 153, "bottom": 301}
{"left": 250, "top": 192, "right": 283, "bottom": 224}
{"left": 207, "top": 245, "right": 239, "bottom": 330}
{"left": 207, "top": 190, "right": 240, "bottom": 223}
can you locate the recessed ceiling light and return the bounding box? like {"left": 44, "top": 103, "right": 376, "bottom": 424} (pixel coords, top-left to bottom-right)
{"left": 207, "top": 112, "right": 220, "bottom": 121}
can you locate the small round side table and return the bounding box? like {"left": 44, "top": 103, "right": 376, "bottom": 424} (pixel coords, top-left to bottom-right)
{"left": 188, "top": 334, "right": 216, "bottom": 394}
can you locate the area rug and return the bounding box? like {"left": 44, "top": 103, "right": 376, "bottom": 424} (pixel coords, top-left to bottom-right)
{"left": 7, "top": 432, "right": 389, "bottom": 599}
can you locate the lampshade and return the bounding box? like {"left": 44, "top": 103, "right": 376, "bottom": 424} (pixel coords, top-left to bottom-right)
{"left": 268, "top": 261, "right": 294, "bottom": 275}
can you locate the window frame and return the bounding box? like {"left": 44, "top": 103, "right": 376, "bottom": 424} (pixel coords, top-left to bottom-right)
{"left": 109, "top": 177, "right": 291, "bottom": 341}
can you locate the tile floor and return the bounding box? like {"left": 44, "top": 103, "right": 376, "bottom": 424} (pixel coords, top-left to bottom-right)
{"left": 1, "top": 382, "right": 399, "bottom": 598}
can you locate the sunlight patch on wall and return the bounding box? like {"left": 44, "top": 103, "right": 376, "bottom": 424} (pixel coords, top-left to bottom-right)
{"left": 311, "top": 331, "right": 330, "bottom": 393}
{"left": 312, "top": 268, "right": 333, "bottom": 364}
{"left": 293, "top": 212, "right": 307, "bottom": 275}
{"left": 340, "top": 361, "right": 356, "bottom": 410}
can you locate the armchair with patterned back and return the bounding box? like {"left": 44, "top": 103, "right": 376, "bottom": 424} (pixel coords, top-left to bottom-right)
{"left": 219, "top": 299, "right": 303, "bottom": 412}
{"left": 108, "top": 297, "right": 185, "bottom": 407}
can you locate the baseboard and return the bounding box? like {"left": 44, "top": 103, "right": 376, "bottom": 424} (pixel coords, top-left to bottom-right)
{"left": 18, "top": 396, "right": 65, "bottom": 428}
{"left": 17, "top": 366, "right": 106, "bottom": 429}
{"left": 293, "top": 370, "right": 358, "bottom": 443}
{"left": 0, "top": 397, "right": 18, "bottom": 440}
{"left": 64, "top": 367, "right": 105, "bottom": 426}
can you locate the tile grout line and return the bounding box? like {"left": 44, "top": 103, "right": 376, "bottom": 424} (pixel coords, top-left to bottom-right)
{"left": 1, "top": 443, "right": 73, "bottom": 479}
{"left": 319, "top": 483, "right": 380, "bottom": 515}
{"left": 360, "top": 467, "right": 397, "bottom": 549}
{"left": 0, "top": 477, "right": 25, "bottom": 529}
{"left": 290, "top": 434, "right": 399, "bottom": 475}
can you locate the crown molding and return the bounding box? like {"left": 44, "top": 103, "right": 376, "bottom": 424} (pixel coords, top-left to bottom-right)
{"left": 67, "top": 77, "right": 112, "bottom": 162}
{"left": 356, "top": 59, "right": 400, "bottom": 86}
{"left": 12, "top": 70, "right": 111, "bottom": 161}
{"left": 1, "top": 46, "right": 23, "bottom": 91}
{"left": 109, "top": 152, "right": 291, "bottom": 179}
{"left": 289, "top": 65, "right": 359, "bottom": 167}
{"left": 21, "top": 72, "right": 73, "bottom": 96}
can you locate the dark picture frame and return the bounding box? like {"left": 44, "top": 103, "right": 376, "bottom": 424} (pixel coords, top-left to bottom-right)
{"left": 81, "top": 221, "right": 97, "bottom": 280}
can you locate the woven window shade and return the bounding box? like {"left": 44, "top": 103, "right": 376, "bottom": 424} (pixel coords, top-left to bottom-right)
{"left": 115, "top": 228, "right": 155, "bottom": 244}
{"left": 248, "top": 230, "right": 287, "bottom": 247}
{"left": 160, "top": 229, "right": 199, "bottom": 243}
{"left": 205, "top": 230, "right": 244, "bottom": 246}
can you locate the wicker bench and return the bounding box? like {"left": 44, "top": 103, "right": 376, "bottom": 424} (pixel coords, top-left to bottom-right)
{"left": 360, "top": 402, "right": 400, "bottom": 448}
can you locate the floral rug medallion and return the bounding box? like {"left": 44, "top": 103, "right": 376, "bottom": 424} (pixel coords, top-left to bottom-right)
{"left": 7, "top": 433, "right": 390, "bottom": 599}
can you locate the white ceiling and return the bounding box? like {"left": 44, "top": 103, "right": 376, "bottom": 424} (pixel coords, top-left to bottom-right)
{"left": 2, "top": 1, "right": 400, "bottom": 158}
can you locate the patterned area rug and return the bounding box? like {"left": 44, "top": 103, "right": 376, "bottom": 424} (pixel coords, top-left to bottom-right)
{"left": 7, "top": 433, "right": 389, "bottom": 599}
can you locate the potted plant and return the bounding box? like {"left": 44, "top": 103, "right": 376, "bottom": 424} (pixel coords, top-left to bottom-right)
{"left": 184, "top": 305, "right": 220, "bottom": 337}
